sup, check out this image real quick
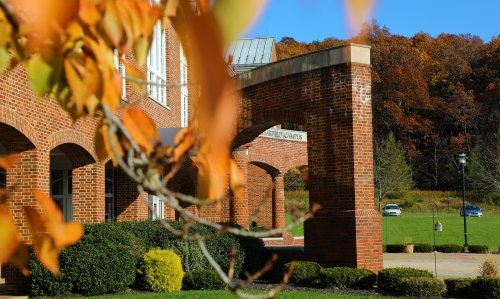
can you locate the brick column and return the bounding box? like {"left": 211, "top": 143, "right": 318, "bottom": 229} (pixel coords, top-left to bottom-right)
{"left": 230, "top": 147, "right": 249, "bottom": 228}
{"left": 304, "top": 61, "right": 382, "bottom": 272}
{"left": 72, "top": 162, "right": 105, "bottom": 223}
{"left": 271, "top": 171, "right": 285, "bottom": 229}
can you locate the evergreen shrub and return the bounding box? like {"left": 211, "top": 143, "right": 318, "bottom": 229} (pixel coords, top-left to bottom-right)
{"left": 284, "top": 261, "right": 322, "bottom": 286}
{"left": 182, "top": 269, "right": 225, "bottom": 290}
{"left": 414, "top": 243, "right": 434, "bottom": 253}
{"left": 444, "top": 278, "right": 473, "bottom": 297}
{"left": 385, "top": 244, "right": 405, "bottom": 253}
{"left": 469, "top": 277, "right": 500, "bottom": 299}
{"left": 378, "top": 267, "right": 433, "bottom": 292}
{"left": 435, "top": 244, "right": 463, "bottom": 253}
{"left": 395, "top": 277, "right": 445, "bottom": 297}
{"left": 468, "top": 244, "right": 489, "bottom": 253}
{"left": 137, "top": 249, "right": 184, "bottom": 292}
{"left": 319, "top": 267, "right": 376, "bottom": 289}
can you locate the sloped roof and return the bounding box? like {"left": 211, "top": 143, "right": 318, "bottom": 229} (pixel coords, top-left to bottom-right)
{"left": 225, "top": 37, "right": 275, "bottom": 74}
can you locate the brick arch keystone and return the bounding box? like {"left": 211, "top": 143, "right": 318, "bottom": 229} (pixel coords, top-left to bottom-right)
{"left": 235, "top": 44, "right": 382, "bottom": 272}
{"left": 0, "top": 105, "right": 39, "bottom": 147}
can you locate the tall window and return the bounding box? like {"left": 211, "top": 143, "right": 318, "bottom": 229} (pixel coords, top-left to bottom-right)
{"left": 147, "top": 13, "right": 167, "bottom": 106}
{"left": 105, "top": 163, "right": 115, "bottom": 222}
{"left": 148, "top": 194, "right": 164, "bottom": 220}
{"left": 0, "top": 168, "right": 5, "bottom": 189}
{"left": 113, "top": 51, "right": 127, "bottom": 100}
{"left": 180, "top": 46, "right": 189, "bottom": 127}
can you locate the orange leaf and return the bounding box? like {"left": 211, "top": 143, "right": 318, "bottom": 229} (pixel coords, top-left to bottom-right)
{"left": 122, "top": 108, "right": 159, "bottom": 154}
{"left": 103, "top": 0, "right": 123, "bottom": 48}
{"left": 121, "top": 59, "right": 145, "bottom": 90}
{"left": 0, "top": 154, "right": 19, "bottom": 170}
{"left": 0, "top": 204, "right": 21, "bottom": 265}
{"left": 25, "top": 191, "right": 84, "bottom": 275}
{"left": 79, "top": 0, "right": 101, "bottom": 26}
{"left": 170, "top": 126, "right": 194, "bottom": 163}
{"left": 229, "top": 159, "right": 244, "bottom": 199}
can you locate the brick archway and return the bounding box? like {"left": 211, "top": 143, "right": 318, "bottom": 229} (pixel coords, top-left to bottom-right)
{"left": 233, "top": 44, "right": 382, "bottom": 272}
{"left": 48, "top": 129, "right": 97, "bottom": 163}
{"left": 0, "top": 105, "right": 38, "bottom": 148}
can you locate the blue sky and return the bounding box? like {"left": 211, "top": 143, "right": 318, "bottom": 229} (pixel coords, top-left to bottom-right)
{"left": 245, "top": 0, "right": 500, "bottom": 43}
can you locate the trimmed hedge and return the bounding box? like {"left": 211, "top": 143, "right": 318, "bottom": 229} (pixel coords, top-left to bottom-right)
{"left": 319, "top": 267, "right": 376, "bottom": 289}
{"left": 468, "top": 244, "right": 489, "bottom": 253}
{"left": 435, "top": 244, "right": 463, "bottom": 253}
{"left": 445, "top": 278, "right": 473, "bottom": 297}
{"left": 378, "top": 267, "right": 433, "bottom": 292}
{"left": 284, "top": 261, "right": 322, "bottom": 286}
{"left": 414, "top": 243, "right": 434, "bottom": 253}
{"left": 395, "top": 277, "right": 445, "bottom": 297}
{"left": 385, "top": 244, "right": 405, "bottom": 253}
{"left": 469, "top": 276, "right": 500, "bottom": 299}
{"left": 28, "top": 221, "right": 249, "bottom": 296}
{"left": 137, "top": 249, "right": 184, "bottom": 292}
{"left": 182, "top": 269, "right": 225, "bottom": 290}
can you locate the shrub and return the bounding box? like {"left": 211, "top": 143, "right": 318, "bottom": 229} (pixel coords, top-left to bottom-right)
{"left": 414, "top": 243, "right": 434, "bottom": 253}
{"left": 138, "top": 249, "right": 184, "bottom": 292}
{"left": 284, "top": 261, "right": 322, "bottom": 286}
{"left": 469, "top": 244, "right": 490, "bottom": 254}
{"left": 435, "top": 244, "right": 463, "bottom": 253}
{"left": 182, "top": 269, "right": 225, "bottom": 290}
{"left": 63, "top": 224, "right": 141, "bottom": 295}
{"left": 205, "top": 233, "right": 245, "bottom": 278}
{"left": 385, "top": 244, "right": 405, "bottom": 253}
{"left": 469, "top": 276, "right": 500, "bottom": 299}
{"left": 395, "top": 277, "right": 445, "bottom": 297}
{"left": 236, "top": 235, "right": 266, "bottom": 277}
{"left": 29, "top": 259, "right": 72, "bottom": 297}
{"left": 445, "top": 278, "right": 473, "bottom": 297}
{"left": 479, "top": 255, "right": 499, "bottom": 277}
{"left": 319, "top": 267, "right": 376, "bottom": 289}
{"left": 378, "top": 267, "right": 433, "bottom": 291}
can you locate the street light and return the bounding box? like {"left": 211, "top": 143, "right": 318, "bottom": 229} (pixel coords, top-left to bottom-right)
{"left": 432, "top": 203, "right": 443, "bottom": 277}
{"left": 457, "top": 153, "right": 469, "bottom": 252}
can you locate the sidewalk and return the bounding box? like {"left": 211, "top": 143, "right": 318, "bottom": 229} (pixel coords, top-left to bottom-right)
{"left": 384, "top": 252, "right": 500, "bottom": 279}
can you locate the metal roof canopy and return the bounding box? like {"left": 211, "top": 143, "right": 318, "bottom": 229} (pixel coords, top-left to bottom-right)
{"left": 225, "top": 37, "right": 275, "bottom": 74}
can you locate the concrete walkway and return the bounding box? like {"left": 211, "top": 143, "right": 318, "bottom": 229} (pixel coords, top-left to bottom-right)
{"left": 384, "top": 252, "right": 500, "bottom": 279}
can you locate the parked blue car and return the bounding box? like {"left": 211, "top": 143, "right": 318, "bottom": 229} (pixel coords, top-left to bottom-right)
{"left": 460, "top": 204, "right": 483, "bottom": 217}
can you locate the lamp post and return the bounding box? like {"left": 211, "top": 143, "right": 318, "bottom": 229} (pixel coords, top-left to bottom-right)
{"left": 457, "top": 153, "right": 469, "bottom": 252}
{"left": 432, "top": 203, "right": 443, "bottom": 277}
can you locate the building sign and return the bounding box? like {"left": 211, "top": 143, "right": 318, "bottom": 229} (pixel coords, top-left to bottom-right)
{"left": 260, "top": 128, "right": 307, "bottom": 142}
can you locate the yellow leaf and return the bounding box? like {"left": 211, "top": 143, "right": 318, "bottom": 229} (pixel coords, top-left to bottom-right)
{"left": 134, "top": 36, "right": 150, "bottom": 67}
{"left": 27, "top": 54, "right": 54, "bottom": 97}
{"left": 103, "top": 0, "right": 123, "bottom": 48}
{"left": 95, "top": 122, "right": 110, "bottom": 162}
{"left": 122, "top": 108, "right": 159, "bottom": 154}
{"left": 0, "top": 47, "right": 9, "bottom": 74}
{"left": 213, "top": 0, "right": 268, "bottom": 45}
{"left": 0, "top": 205, "right": 21, "bottom": 266}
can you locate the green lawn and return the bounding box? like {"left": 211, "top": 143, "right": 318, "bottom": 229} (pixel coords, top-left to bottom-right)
{"left": 382, "top": 213, "right": 500, "bottom": 251}
{"left": 88, "top": 290, "right": 395, "bottom": 299}
{"left": 287, "top": 213, "right": 500, "bottom": 251}
{"left": 285, "top": 213, "right": 304, "bottom": 236}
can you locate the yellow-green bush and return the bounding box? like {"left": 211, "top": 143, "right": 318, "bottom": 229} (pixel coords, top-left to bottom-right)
{"left": 138, "top": 249, "right": 184, "bottom": 292}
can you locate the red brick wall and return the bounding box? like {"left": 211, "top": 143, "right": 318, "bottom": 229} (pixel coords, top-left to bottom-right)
{"left": 236, "top": 51, "right": 382, "bottom": 273}
{"left": 0, "top": 23, "right": 186, "bottom": 289}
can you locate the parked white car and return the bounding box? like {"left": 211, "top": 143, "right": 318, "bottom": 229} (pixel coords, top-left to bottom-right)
{"left": 383, "top": 204, "right": 402, "bottom": 216}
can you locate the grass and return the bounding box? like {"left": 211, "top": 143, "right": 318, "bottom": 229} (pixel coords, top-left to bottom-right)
{"left": 285, "top": 190, "right": 500, "bottom": 252}
{"left": 88, "top": 290, "right": 395, "bottom": 299}
{"left": 383, "top": 213, "right": 500, "bottom": 251}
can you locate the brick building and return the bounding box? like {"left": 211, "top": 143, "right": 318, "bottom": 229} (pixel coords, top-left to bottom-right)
{"left": 1, "top": 24, "right": 382, "bottom": 288}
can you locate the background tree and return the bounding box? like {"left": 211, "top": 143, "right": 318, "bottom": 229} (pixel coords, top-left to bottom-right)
{"left": 374, "top": 133, "right": 413, "bottom": 209}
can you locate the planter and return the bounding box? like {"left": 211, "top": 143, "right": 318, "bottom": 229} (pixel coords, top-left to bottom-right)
{"left": 404, "top": 244, "right": 414, "bottom": 254}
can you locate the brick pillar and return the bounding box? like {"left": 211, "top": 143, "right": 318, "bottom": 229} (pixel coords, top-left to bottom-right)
{"left": 230, "top": 147, "right": 249, "bottom": 227}
{"left": 72, "top": 162, "right": 105, "bottom": 223}
{"left": 271, "top": 172, "right": 285, "bottom": 229}
{"left": 115, "top": 168, "right": 148, "bottom": 221}
{"left": 304, "top": 61, "right": 382, "bottom": 272}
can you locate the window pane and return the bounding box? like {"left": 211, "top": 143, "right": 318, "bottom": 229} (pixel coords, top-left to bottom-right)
{"left": 0, "top": 168, "right": 5, "bottom": 188}
{"left": 50, "top": 170, "right": 63, "bottom": 195}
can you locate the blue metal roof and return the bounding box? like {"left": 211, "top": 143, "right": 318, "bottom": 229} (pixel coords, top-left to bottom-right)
{"left": 225, "top": 38, "right": 276, "bottom": 74}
